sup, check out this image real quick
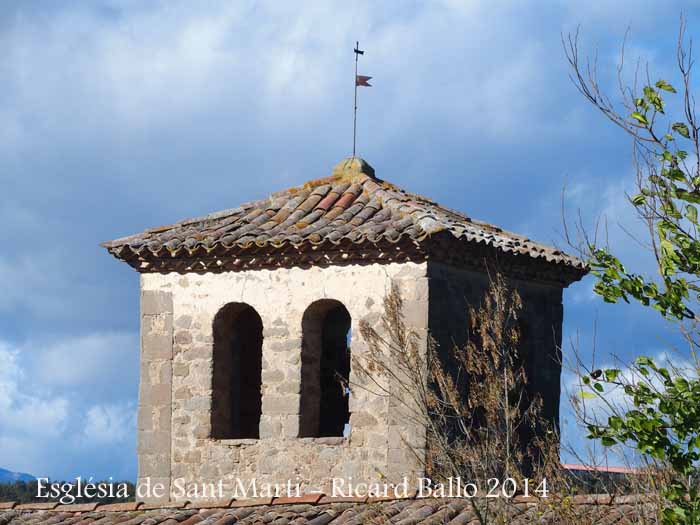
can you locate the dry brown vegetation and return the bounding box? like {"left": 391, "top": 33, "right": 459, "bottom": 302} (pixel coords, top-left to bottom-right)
{"left": 352, "top": 270, "right": 665, "bottom": 523}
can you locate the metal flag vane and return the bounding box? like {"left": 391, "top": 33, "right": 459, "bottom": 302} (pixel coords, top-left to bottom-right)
{"left": 353, "top": 41, "right": 372, "bottom": 157}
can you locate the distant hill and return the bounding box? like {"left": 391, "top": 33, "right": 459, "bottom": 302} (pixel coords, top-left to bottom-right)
{"left": 0, "top": 468, "right": 34, "bottom": 483}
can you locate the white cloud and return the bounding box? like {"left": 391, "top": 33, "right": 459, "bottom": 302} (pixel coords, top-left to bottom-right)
{"left": 0, "top": 335, "right": 137, "bottom": 479}
{"left": 0, "top": 343, "right": 69, "bottom": 437}
{"left": 83, "top": 403, "right": 135, "bottom": 445}
{"left": 33, "top": 332, "right": 138, "bottom": 389}
{"left": 0, "top": 344, "right": 21, "bottom": 410}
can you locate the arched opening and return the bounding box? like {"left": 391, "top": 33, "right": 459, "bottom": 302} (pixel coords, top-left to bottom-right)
{"left": 211, "top": 302, "right": 263, "bottom": 439}
{"left": 299, "top": 299, "right": 351, "bottom": 438}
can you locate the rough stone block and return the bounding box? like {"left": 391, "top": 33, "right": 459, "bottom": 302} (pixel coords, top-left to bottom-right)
{"left": 159, "top": 361, "right": 173, "bottom": 384}
{"left": 140, "top": 453, "right": 172, "bottom": 478}
{"left": 174, "top": 386, "right": 192, "bottom": 400}
{"left": 261, "top": 395, "right": 299, "bottom": 415}
{"left": 137, "top": 406, "right": 153, "bottom": 432}
{"left": 175, "top": 315, "right": 193, "bottom": 329}
{"left": 259, "top": 417, "right": 282, "bottom": 438}
{"left": 141, "top": 291, "right": 173, "bottom": 316}
{"left": 193, "top": 422, "right": 211, "bottom": 439}
{"left": 402, "top": 300, "right": 428, "bottom": 328}
{"left": 351, "top": 411, "right": 378, "bottom": 428}
{"left": 174, "top": 330, "right": 193, "bottom": 345}
{"left": 142, "top": 333, "right": 173, "bottom": 360}
{"left": 184, "top": 345, "right": 212, "bottom": 360}
{"left": 281, "top": 415, "right": 300, "bottom": 438}
{"left": 184, "top": 395, "right": 209, "bottom": 411}
{"left": 365, "top": 432, "right": 387, "bottom": 448}
{"left": 267, "top": 338, "right": 301, "bottom": 353}
{"left": 157, "top": 405, "right": 172, "bottom": 432}
{"left": 141, "top": 383, "right": 171, "bottom": 407}
{"left": 261, "top": 369, "right": 284, "bottom": 383}
{"left": 173, "top": 363, "right": 190, "bottom": 377}
{"left": 277, "top": 380, "right": 301, "bottom": 395}
{"left": 138, "top": 431, "right": 171, "bottom": 454}
{"left": 142, "top": 313, "right": 173, "bottom": 335}
{"left": 263, "top": 326, "right": 289, "bottom": 338}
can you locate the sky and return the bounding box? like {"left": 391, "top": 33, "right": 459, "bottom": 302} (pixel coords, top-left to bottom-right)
{"left": 1, "top": 0, "right": 698, "bottom": 482}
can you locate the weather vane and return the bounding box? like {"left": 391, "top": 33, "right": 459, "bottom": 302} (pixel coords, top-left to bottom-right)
{"left": 353, "top": 41, "right": 372, "bottom": 157}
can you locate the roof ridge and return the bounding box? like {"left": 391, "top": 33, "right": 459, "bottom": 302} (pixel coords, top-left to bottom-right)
{"left": 124, "top": 160, "right": 378, "bottom": 237}
{"left": 101, "top": 158, "right": 588, "bottom": 282}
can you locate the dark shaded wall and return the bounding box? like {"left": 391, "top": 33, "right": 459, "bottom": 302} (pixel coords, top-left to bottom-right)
{"left": 426, "top": 262, "right": 564, "bottom": 441}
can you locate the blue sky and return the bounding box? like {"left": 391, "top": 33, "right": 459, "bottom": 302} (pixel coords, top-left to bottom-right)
{"left": 0, "top": 1, "right": 697, "bottom": 481}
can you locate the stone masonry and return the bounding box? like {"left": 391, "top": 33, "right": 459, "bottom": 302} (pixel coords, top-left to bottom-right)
{"left": 138, "top": 290, "right": 174, "bottom": 499}
{"left": 137, "top": 262, "right": 429, "bottom": 501}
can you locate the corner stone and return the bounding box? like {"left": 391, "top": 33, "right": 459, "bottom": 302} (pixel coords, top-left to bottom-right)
{"left": 142, "top": 291, "right": 174, "bottom": 316}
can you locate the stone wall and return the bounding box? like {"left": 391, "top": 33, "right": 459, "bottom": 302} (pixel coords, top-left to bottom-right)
{"left": 138, "top": 262, "right": 430, "bottom": 501}
{"left": 137, "top": 288, "right": 175, "bottom": 502}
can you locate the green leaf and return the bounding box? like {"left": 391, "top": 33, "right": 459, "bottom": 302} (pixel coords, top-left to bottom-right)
{"left": 661, "top": 239, "right": 674, "bottom": 257}
{"left": 631, "top": 112, "right": 649, "bottom": 125}
{"left": 668, "top": 168, "right": 685, "bottom": 182}
{"left": 632, "top": 194, "right": 646, "bottom": 206}
{"left": 677, "top": 189, "right": 700, "bottom": 204}
{"left": 636, "top": 356, "right": 654, "bottom": 367}
{"left": 656, "top": 80, "right": 677, "bottom": 93}
{"left": 604, "top": 369, "right": 621, "bottom": 381}
{"left": 608, "top": 415, "right": 623, "bottom": 430}
{"left": 673, "top": 122, "right": 690, "bottom": 138}
{"left": 601, "top": 436, "right": 617, "bottom": 446}
{"left": 579, "top": 391, "right": 596, "bottom": 399}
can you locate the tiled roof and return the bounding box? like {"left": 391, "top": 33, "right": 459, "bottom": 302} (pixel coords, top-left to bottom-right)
{"left": 102, "top": 158, "right": 586, "bottom": 280}
{"left": 0, "top": 494, "right": 657, "bottom": 525}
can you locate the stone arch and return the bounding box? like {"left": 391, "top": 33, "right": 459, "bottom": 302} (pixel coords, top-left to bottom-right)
{"left": 211, "top": 302, "right": 263, "bottom": 439}
{"left": 299, "top": 299, "right": 351, "bottom": 438}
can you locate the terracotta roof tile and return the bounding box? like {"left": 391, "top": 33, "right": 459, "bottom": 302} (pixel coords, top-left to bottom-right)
{"left": 102, "top": 158, "right": 587, "bottom": 280}
{"left": 0, "top": 496, "right": 659, "bottom": 525}
{"left": 273, "top": 494, "right": 324, "bottom": 505}
{"left": 15, "top": 503, "right": 59, "bottom": 511}
{"left": 94, "top": 504, "right": 141, "bottom": 513}
{"left": 53, "top": 505, "right": 99, "bottom": 513}
{"left": 182, "top": 502, "right": 227, "bottom": 512}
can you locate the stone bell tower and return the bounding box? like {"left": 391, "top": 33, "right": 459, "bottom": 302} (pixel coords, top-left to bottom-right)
{"left": 103, "top": 157, "right": 586, "bottom": 502}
